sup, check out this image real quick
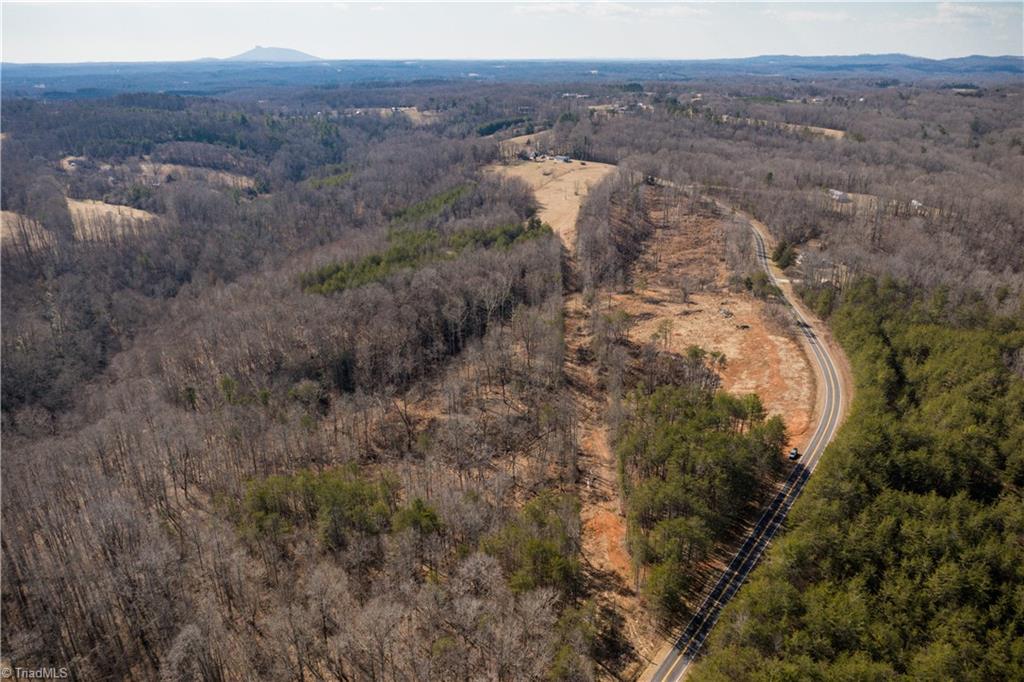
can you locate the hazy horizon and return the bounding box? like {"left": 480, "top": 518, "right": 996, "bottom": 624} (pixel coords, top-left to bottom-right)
{"left": 4, "top": 50, "right": 1023, "bottom": 66}
{"left": 3, "top": 1, "right": 1022, "bottom": 64}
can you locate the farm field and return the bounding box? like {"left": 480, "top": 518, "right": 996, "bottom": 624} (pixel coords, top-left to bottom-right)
{"left": 489, "top": 157, "right": 615, "bottom": 243}
{"left": 66, "top": 198, "right": 158, "bottom": 240}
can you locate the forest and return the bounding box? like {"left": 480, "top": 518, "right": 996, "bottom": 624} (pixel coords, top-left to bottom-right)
{"left": 692, "top": 279, "right": 1024, "bottom": 681}
{"left": 1, "top": 66, "right": 1022, "bottom": 681}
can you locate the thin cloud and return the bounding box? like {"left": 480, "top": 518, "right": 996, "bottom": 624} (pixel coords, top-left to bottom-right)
{"left": 761, "top": 8, "right": 850, "bottom": 23}
{"left": 513, "top": 2, "right": 708, "bottom": 19}
{"left": 916, "top": 1, "right": 1016, "bottom": 26}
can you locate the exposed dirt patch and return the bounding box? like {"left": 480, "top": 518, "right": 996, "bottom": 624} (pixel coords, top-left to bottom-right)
{"left": 565, "top": 290, "right": 650, "bottom": 678}
{"left": 613, "top": 211, "right": 816, "bottom": 451}
{"left": 495, "top": 154, "right": 645, "bottom": 675}
{"left": 587, "top": 508, "right": 632, "bottom": 578}
{"left": 621, "top": 291, "right": 814, "bottom": 449}
{"left": 488, "top": 158, "right": 616, "bottom": 245}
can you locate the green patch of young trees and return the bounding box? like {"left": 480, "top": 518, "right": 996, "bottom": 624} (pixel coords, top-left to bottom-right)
{"left": 771, "top": 240, "right": 797, "bottom": 269}
{"left": 240, "top": 465, "right": 401, "bottom": 550}
{"left": 744, "top": 270, "right": 784, "bottom": 300}
{"left": 299, "top": 216, "right": 552, "bottom": 294}
{"left": 476, "top": 117, "right": 529, "bottom": 136}
{"left": 483, "top": 492, "right": 582, "bottom": 598}
{"left": 617, "top": 380, "right": 786, "bottom": 620}
{"left": 692, "top": 278, "right": 1024, "bottom": 681}
{"left": 392, "top": 183, "right": 471, "bottom": 224}
{"left": 306, "top": 169, "right": 353, "bottom": 189}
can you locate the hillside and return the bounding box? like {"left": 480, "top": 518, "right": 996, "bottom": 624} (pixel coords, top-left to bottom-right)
{"left": 1, "top": 60, "right": 1021, "bottom": 681}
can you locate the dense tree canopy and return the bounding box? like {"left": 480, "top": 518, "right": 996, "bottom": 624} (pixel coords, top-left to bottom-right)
{"left": 692, "top": 279, "right": 1024, "bottom": 680}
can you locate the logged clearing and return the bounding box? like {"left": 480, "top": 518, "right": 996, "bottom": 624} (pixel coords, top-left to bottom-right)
{"left": 619, "top": 290, "right": 815, "bottom": 448}
{"left": 496, "top": 154, "right": 642, "bottom": 673}
{"left": 488, "top": 158, "right": 615, "bottom": 244}
{"left": 67, "top": 198, "right": 158, "bottom": 240}
{"left": 615, "top": 211, "right": 816, "bottom": 451}
{"left": 493, "top": 161, "right": 816, "bottom": 676}
{"left": 589, "top": 195, "right": 816, "bottom": 675}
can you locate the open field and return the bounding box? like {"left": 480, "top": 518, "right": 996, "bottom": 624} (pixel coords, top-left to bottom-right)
{"left": 780, "top": 121, "right": 845, "bottom": 138}
{"left": 398, "top": 106, "right": 440, "bottom": 125}
{"left": 498, "top": 129, "right": 553, "bottom": 157}
{"left": 720, "top": 114, "right": 846, "bottom": 139}
{"left": 66, "top": 198, "right": 158, "bottom": 240}
{"left": 1, "top": 210, "right": 54, "bottom": 250}
{"left": 134, "top": 161, "right": 255, "bottom": 190}
{"left": 488, "top": 157, "right": 616, "bottom": 244}
{"left": 336, "top": 106, "right": 440, "bottom": 125}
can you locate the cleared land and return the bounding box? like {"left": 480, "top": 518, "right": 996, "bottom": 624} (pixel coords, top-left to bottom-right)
{"left": 133, "top": 161, "right": 255, "bottom": 190}
{"left": 614, "top": 211, "right": 816, "bottom": 450}
{"left": 719, "top": 114, "right": 846, "bottom": 139}
{"left": 66, "top": 198, "right": 158, "bottom": 241}
{"left": 491, "top": 159, "right": 817, "bottom": 677}
{"left": 501, "top": 129, "right": 552, "bottom": 149}
{"left": 399, "top": 107, "right": 440, "bottom": 125}
{"left": 338, "top": 106, "right": 440, "bottom": 125}
{"left": 1, "top": 211, "right": 53, "bottom": 250}
{"left": 488, "top": 157, "right": 615, "bottom": 243}
{"left": 600, "top": 197, "right": 817, "bottom": 677}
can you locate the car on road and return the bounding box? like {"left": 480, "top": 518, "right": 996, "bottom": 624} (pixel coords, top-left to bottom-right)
{"left": 788, "top": 447, "right": 801, "bottom": 461}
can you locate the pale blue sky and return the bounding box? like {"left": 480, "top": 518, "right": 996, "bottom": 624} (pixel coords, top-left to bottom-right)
{"left": 2, "top": 2, "right": 1021, "bottom": 63}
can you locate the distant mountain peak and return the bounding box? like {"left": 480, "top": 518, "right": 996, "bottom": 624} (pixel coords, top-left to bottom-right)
{"left": 226, "top": 46, "right": 321, "bottom": 62}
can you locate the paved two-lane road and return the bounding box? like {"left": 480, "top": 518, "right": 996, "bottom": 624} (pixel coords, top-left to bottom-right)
{"left": 648, "top": 208, "right": 848, "bottom": 682}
